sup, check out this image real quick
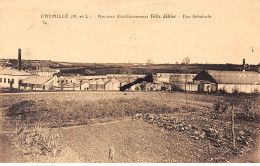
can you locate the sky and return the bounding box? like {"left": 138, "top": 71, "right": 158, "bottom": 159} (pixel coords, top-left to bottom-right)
{"left": 0, "top": 0, "right": 260, "bottom": 64}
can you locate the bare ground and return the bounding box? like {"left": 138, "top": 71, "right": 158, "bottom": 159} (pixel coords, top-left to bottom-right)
{"left": 0, "top": 92, "right": 259, "bottom": 163}
{"left": 0, "top": 108, "right": 25, "bottom": 163}
{"left": 57, "top": 118, "right": 234, "bottom": 163}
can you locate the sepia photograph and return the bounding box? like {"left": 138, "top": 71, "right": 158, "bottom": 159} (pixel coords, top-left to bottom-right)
{"left": 0, "top": 0, "right": 260, "bottom": 163}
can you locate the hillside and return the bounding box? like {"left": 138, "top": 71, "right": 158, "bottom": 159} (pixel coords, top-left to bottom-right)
{"left": 1, "top": 58, "right": 259, "bottom": 75}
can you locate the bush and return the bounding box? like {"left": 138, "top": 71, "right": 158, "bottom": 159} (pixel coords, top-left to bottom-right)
{"left": 213, "top": 100, "right": 229, "bottom": 113}
{"left": 218, "top": 89, "right": 227, "bottom": 95}
{"left": 13, "top": 123, "right": 63, "bottom": 162}
{"left": 5, "top": 98, "right": 180, "bottom": 128}
{"left": 236, "top": 99, "right": 259, "bottom": 123}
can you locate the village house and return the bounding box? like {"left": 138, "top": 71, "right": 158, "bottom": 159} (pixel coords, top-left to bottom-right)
{"left": 81, "top": 80, "right": 90, "bottom": 90}
{"left": 89, "top": 80, "right": 97, "bottom": 90}
{"left": 96, "top": 79, "right": 105, "bottom": 90}
{"left": 193, "top": 70, "right": 260, "bottom": 93}
{"left": 105, "top": 78, "right": 120, "bottom": 91}
{"left": 35, "top": 67, "right": 60, "bottom": 77}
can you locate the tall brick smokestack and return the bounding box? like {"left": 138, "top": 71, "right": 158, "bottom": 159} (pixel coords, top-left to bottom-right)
{"left": 18, "top": 48, "right": 21, "bottom": 70}
{"left": 243, "top": 58, "right": 245, "bottom": 71}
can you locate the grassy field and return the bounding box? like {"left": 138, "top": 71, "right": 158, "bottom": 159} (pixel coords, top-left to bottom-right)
{"left": 0, "top": 91, "right": 259, "bottom": 162}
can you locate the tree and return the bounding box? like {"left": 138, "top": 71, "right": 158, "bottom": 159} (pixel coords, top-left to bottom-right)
{"left": 181, "top": 57, "right": 190, "bottom": 65}
{"left": 147, "top": 59, "right": 153, "bottom": 65}
{"left": 146, "top": 59, "right": 153, "bottom": 74}
{"left": 181, "top": 57, "right": 191, "bottom": 104}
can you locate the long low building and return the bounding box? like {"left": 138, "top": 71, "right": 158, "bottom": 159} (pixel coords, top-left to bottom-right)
{"left": 193, "top": 70, "right": 260, "bottom": 93}
{"left": 0, "top": 68, "right": 31, "bottom": 89}
{"left": 21, "top": 75, "right": 53, "bottom": 90}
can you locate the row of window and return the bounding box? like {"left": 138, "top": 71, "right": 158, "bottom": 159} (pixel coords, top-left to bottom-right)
{"left": 0, "top": 78, "right": 14, "bottom": 84}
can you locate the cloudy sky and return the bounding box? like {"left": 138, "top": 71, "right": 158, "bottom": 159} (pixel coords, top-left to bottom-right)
{"left": 0, "top": 0, "right": 260, "bottom": 64}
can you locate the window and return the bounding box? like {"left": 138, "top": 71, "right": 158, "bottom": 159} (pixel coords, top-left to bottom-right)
{"left": 0, "top": 78, "right": 2, "bottom": 83}
{"left": 4, "top": 78, "right": 6, "bottom": 83}
{"left": 8, "top": 79, "right": 10, "bottom": 83}
{"left": 12, "top": 79, "right": 14, "bottom": 83}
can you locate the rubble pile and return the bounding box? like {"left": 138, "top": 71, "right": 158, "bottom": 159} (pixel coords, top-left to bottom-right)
{"left": 135, "top": 113, "right": 254, "bottom": 150}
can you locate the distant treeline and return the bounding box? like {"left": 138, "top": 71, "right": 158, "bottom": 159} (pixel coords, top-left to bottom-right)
{"left": 1, "top": 58, "right": 259, "bottom": 75}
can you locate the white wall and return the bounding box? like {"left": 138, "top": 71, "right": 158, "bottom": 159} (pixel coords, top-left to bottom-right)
{"left": 0, "top": 75, "right": 29, "bottom": 89}
{"left": 218, "top": 84, "right": 260, "bottom": 93}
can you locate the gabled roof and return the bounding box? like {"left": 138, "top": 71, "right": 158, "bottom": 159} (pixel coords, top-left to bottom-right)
{"left": 110, "top": 78, "right": 120, "bottom": 84}
{"left": 81, "top": 80, "right": 90, "bottom": 85}
{"left": 89, "top": 80, "right": 97, "bottom": 85}
{"left": 22, "top": 75, "right": 52, "bottom": 85}
{"left": 103, "top": 78, "right": 110, "bottom": 83}
{"left": 117, "top": 77, "right": 137, "bottom": 83}
{"left": 0, "top": 68, "right": 31, "bottom": 76}
{"left": 62, "top": 80, "right": 81, "bottom": 87}
{"left": 96, "top": 79, "right": 104, "bottom": 84}
{"left": 194, "top": 70, "right": 260, "bottom": 84}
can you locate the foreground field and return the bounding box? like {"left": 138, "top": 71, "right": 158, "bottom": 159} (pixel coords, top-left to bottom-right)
{"left": 0, "top": 91, "right": 259, "bottom": 163}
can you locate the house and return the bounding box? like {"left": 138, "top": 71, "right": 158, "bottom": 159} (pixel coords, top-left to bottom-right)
{"left": 81, "top": 80, "right": 90, "bottom": 90}
{"left": 193, "top": 70, "right": 260, "bottom": 93}
{"left": 105, "top": 78, "right": 120, "bottom": 91}
{"left": 21, "top": 75, "right": 53, "bottom": 90}
{"left": 35, "top": 67, "right": 60, "bottom": 77}
{"left": 96, "top": 79, "right": 105, "bottom": 90}
{"left": 0, "top": 67, "right": 31, "bottom": 89}
{"left": 65, "top": 81, "right": 81, "bottom": 90}
{"left": 89, "top": 80, "right": 97, "bottom": 90}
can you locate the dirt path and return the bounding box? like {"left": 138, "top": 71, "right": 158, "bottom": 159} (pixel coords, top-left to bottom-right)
{"left": 0, "top": 108, "right": 25, "bottom": 163}
{"left": 59, "top": 119, "right": 213, "bottom": 163}
{"left": 0, "top": 133, "right": 26, "bottom": 163}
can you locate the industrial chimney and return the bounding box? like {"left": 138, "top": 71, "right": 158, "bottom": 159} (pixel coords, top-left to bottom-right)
{"left": 18, "top": 48, "right": 21, "bottom": 70}
{"left": 242, "top": 58, "right": 246, "bottom": 71}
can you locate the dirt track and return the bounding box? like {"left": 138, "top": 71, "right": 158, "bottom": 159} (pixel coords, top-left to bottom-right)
{"left": 58, "top": 119, "right": 215, "bottom": 162}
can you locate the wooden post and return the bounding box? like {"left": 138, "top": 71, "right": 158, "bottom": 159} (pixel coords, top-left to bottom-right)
{"left": 231, "top": 99, "right": 236, "bottom": 150}
{"left": 108, "top": 146, "right": 115, "bottom": 162}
